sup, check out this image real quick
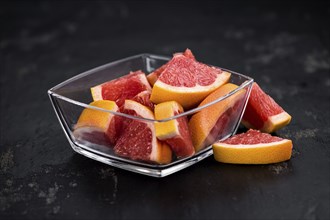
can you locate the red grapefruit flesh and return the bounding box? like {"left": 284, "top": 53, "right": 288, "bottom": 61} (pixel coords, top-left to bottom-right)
{"left": 212, "top": 129, "right": 293, "bottom": 164}
{"left": 242, "top": 82, "right": 291, "bottom": 133}
{"left": 91, "top": 70, "right": 151, "bottom": 107}
{"left": 166, "top": 114, "right": 195, "bottom": 158}
{"left": 150, "top": 53, "right": 231, "bottom": 109}
{"left": 114, "top": 100, "right": 172, "bottom": 164}
{"left": 223, "top": 129, "right": 283, "bottom": 144}
{"left": 130, "top": 90, "right": 155, "bottom": 111}
{"left": 158, "top": 55, "right": 219, "bottom": 87}
{"left": 147, "top": 48, "right": 196, "bottom": 86}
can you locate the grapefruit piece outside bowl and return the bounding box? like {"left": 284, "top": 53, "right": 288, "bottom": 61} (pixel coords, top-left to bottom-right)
{"left": 212, "top": 129, "right": 293, "bottom": 164}
{"left": 242, "top": 82, "right": 291, "bottom": 133}
{"left": 154, "top": 101, "right": 195, "bottom": 158}
{"left": 150, "top": 54, "right": 231, "bottom": 110}
{"left": 114, "top": 100, "right": 172, "bottom": 164}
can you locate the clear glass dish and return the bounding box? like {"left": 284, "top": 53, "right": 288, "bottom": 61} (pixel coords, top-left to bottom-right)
{"left": 48, "top": 54, "right": 253, "bottom": 177}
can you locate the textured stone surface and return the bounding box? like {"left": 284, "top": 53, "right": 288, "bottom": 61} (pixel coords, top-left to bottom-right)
{"left": 1, "top": 1, "right": 329, "bottom": 219}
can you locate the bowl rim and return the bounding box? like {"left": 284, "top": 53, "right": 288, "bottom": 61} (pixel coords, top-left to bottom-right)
{"left": 47, "top": 53, "right": 254, "bottom": 122}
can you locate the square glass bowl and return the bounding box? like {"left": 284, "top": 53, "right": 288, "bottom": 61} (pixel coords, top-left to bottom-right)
{"left": 48, "top": 54, "right": 253, "bottom": 177}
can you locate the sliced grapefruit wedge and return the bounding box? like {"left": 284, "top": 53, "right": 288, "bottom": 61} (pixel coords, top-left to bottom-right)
{"left": 189, "top": 83, "right": 246, "bottom": 152}
{"left": 241, "top": 82, "right": 291, "bottom": 133}
{"left": 73, "top": 100, "right": 119, "bottom": 145}
{"left": 212, "top": 129, "right": 293, "bottom": 164}
{"left": 130, "top": 90, "right": 154, "bottom": 111}
{"left": 91, "top": 70, "right": 151, "bottom": 107}
{"left": 114, "top": 100, "right": 172, "bottom": 164}
{"left": 147, "top": 48, "right": 195, "bottom": 86}
{"left": 154, "top": 101, "right": 195, "bottom": 158}
{"left": 150, "top": 53, "right": 231, "bottom": 110}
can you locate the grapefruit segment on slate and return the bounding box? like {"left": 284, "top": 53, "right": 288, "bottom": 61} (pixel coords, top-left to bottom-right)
{"left": 189, "top": 83, "right": 246, "bottom": 152}
{"left": 241, "top": 82, "right": 291, "bottom": 133}
{"left": 150, "top": 53, "right": 231, "bottom": 109}
{"left": 91, "top": 70, "right": 151, "bottom": 107}
{"left": 155, "top": 101, "right": 195, "bottom": 158}
{"left": 147, "top": 48, "right": 196, "bottom": 86}
{"left": 114, "top": 100, "right": 172, "bottom": 164}
{"left": 212, "top": 129, "right": 293, "bottom": 164}
{"left": 73, "top": 100, "right": 119, "bottom": 145}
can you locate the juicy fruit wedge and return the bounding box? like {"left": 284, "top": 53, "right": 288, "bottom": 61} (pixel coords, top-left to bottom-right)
{"left": 242, "top": 82, "right": 291, "bottom": 133}
{"left": 130, "top": 90, "right": 154, "bottom": 111}
{"left": 150, "top": 53, "right": 231, "bottom": 109}
{"left": 147, "top": 48, "right": 196, "bottom": 86}
{"left": 212, "top": 129, "right": 293, "bottom": 164}
{"left": 91, "top": 70, "right": 151, "bottom": 107}
{"left": 114, "top": 100, "right": 172, "bottom": 164}
{"left": 154, "top": 101, "right": 195, "bottom": 158}
{"left": 189, "top": 83, "right": 246, "bottom": 152}
{"left": 73, "top": 100, "right": 119, "bottom": 145}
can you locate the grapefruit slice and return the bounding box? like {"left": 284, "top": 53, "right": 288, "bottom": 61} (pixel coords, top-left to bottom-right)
{"left": 91, "top": 70, "right": 151, "bottom": 107}
{"left": 241, "top": 82, "right": 291, "bottom": 133}
{"left": 154, "top": 101, "right": 195, "bottom": 158}
{"left": 114, "top": 100, "right": 172, "bottom": 164}
{"left": 150, "top": 53, "right": 231, "bottom": 109}
{"left": 73, "top": 100, "right": 119, "bottom": 145}
{"left": 130, "top": 90, "right": 154, "bottom": 111}
{"left": 147, "top": 48, "right": 195, "bottom": 86}
{"left": 189, "top": 83, "right": 246, "bottom": 152}
{"left": 212, "top": 129, "right": 293, "bottom": 164}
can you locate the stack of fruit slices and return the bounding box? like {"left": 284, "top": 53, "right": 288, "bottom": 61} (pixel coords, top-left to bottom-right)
{"left": 74, "top": 49, "right": 293, "bottom": 165}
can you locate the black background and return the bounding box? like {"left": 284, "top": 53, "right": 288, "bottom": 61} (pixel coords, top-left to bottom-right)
{"left": 1, "top": 1, "right": 329, "bottom": 219}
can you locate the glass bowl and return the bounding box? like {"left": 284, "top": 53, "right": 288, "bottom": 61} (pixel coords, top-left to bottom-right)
{"left": 48, "top": 54, "right": 253, "bottom": 177}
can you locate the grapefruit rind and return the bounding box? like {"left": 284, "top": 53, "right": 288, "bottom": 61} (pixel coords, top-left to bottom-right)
{"left": 242, "top": 112, "right": 292, "bottom": 133}
{"left": 74, "top": 100, "right": 118, "bottom": 131}
{"left": 147, "top": 72, "right": 159, "bottom": 86}
{"left": 154, "top": 100, "right": 195, "bottom": 158}
{"left": 151, "top": 71, "right": 231, "bottom": 109}
{"left": 154, "top": 101, "right": 182, "bottom": 140}
{"left": 147, "top": 65, "right": 166, "bottom": 86}
{"left": 73, "top": 100, "right": 119, "bottom": 145}
{"left": 154, "top": 142, "right": 173, "bottom": 164}
{"left": 212, "top": 139, "right": 293, "bottom": 164}
{"left": 90, "top": 86, "right": 103, "bottom": 101}
{"left": 189, "top": 83, "right": 246, "bottom": 152}
{"left": 263, "top": 112, "right": 292, "bottom": 133}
